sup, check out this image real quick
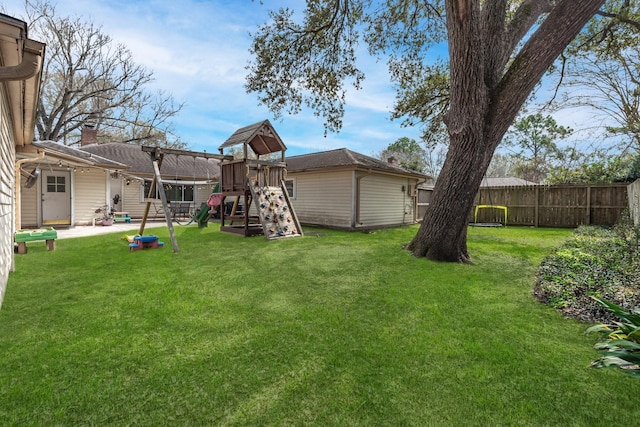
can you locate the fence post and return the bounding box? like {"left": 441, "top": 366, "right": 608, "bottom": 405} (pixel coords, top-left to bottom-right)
{"left": 628, "top": 180, "right": 640, "bottom": 227}
{"left": 535, "top": 185, "right": 540, "bottom": 227}
{"left": 586, "top": 185, "right": 591, "bottom": 225}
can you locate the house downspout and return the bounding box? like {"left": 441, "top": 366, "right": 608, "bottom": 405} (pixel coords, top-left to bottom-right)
{"left": 15, "top": 150, "right": 45, "bottom": 230}
{"left": 355, "top": 169, "right": 372, "bottom": 228}
{"left": 0, "top": 41, "right": 43, "bottom": 81}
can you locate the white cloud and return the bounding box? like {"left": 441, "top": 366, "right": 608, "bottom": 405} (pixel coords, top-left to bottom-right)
{"left": 5, "top": 0, "right": 426, "bottom": 156}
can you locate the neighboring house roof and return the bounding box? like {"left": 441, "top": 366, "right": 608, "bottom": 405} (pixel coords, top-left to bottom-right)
{"left": 481, "top": 177, "right": 539, "bottom": 187}
{"left": 32, "top": 141, "right": 127, "bottom": 169}
{"left": 219, "top": 119, "right": 286, "bottom": 156}
{"left": 286, "top": 148, "right": 431, "bottom": 179}
{"left": 81, "top": 143, "right": 220, "bottom": 180}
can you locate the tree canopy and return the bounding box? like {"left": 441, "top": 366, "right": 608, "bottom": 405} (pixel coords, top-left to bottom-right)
{"left": 247, "top": 1, "right": 610, "bottom": 263}
{"left": 379, "top": 137, "right": 428, "bottom": 173}
{"left": 503, "top": 113, "right": 573, "bottom": 183}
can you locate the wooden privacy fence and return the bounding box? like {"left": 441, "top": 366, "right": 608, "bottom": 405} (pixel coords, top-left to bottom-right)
{"left": 472, "top": 184, "right": 629, "bottom": 227}
{"left": 628, "top": 179, "right": 640, "bottom": 226}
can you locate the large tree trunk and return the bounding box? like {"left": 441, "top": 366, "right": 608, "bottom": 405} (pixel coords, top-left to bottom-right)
{"left": 407, "top": 134, "right": 493, "bottom": 262}
{"left": 408, "top": 0, "right": 606, "bottom": 262}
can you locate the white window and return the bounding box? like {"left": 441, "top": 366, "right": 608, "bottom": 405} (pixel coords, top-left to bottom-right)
{"left": 284, "top": 178, "right": 295, "bottom": 199}
{"left": 142, "top": 180, "right": 195, "bottom": 202}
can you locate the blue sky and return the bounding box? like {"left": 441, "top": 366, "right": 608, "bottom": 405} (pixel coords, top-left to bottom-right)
{"left": 2, "top": 0, "right": 612, "bottom": 160}
{"left": 3, "top": 0, "right": 430, "bottom": 157}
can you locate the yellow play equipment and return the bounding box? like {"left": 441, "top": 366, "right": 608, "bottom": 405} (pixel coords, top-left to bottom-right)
{"left": 473, "top": 205, "right": 508, "bottom": 225}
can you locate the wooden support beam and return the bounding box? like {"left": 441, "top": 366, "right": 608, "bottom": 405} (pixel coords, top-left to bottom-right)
{"left": 141, "top": 145, "right": 232, "bottom": 161}
{"left": 139, "top": 153, "right": 164, "bottom": 235}
{"left": 152, "top": 159, "right": 179, "bottom": 253}
{"left": 139, "top": 147, "right": 178, "bottom": 252}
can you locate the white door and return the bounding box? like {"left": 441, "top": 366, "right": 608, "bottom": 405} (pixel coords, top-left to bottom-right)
{"left": 42, "top": 170, "right": 71, "bottom": 226}
{"left": 109, "top": 175, "right": 123, "bottom": 212}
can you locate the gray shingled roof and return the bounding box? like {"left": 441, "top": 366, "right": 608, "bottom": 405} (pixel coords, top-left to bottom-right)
{"left": 80, "top": 143, "right": 220, "bottom": 180}
{"left": 286, "top": 148, "right": 430, "bottom": 179}
{"left": 32, "top": 141, "right": 127, "bottom": 168}
{"left": 219, "top": 120, "right": 286, "bottom": 156}
{"left": 481, "top": 177, "right": 538, "bottom": 187}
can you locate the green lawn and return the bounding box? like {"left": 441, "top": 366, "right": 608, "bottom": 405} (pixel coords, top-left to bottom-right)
{"left": 1, "top": 224, "right": 639, "bottom": 425}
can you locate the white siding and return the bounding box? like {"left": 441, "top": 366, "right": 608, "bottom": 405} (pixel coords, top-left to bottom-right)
{"left": 73, "top": 169, "right": 108, "bottom": 225}
{"left": 123, "top": 181, "right": 148, "bottom": 218}
{"left": 19, "top": 174, "right": 38, "bottom": 227}
{"left": 197, "top": 184, "right": 214, "bottom": 205}
{"left": 359, "top": 174, "right": 415, "bottom": 228}
{"left": 0, "top": 86, "right": 14, "bottom": 307}
{"left": 288, "top": 170, "right": 354, "bottom": 228}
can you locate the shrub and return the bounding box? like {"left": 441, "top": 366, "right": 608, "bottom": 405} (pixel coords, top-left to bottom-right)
{"left": 533, "top": 222, "right": 640, "bottom": 323}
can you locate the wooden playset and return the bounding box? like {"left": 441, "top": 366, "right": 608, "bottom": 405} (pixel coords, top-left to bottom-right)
{"left": 218, "top": 120, "right": 302, "bottom": 240}
{"left": 135, "top": 120, "right": 302, "bottom": 250}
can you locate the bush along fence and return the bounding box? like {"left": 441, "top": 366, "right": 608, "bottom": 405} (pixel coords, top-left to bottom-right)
{"left": 471, "top": 183, "right": 629, "bottom": 227}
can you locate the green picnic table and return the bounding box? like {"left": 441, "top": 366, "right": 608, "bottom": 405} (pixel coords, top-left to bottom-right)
{"left": 14, "top": 227, "right": 58, "bottom": 254}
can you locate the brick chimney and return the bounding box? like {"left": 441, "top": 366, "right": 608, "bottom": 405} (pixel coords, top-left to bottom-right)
{"left": 81, "top": 124, "right": 97, "bottom": 146}
{"left": 387, "top": 156, "right": 398, "bottom": 166}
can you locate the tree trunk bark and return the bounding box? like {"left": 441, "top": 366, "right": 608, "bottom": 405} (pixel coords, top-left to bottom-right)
{"left": 407, "top": 0, "right": 489, "bottom": 262}
{"left": 407, "top": 0, "right": 605, "bottom": 263}
{"left": 407, "top": 130, "right": 496, "bottom": 262}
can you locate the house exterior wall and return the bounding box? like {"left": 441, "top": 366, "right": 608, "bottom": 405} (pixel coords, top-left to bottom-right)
{"left": 19, "top": 167, "right": 108, "bottom": 227}
{"left": 123, "top": 181, "right": 147, "bottom": 218}
{"left": 74, "top": 168, "right": 107, "bottom": 225}
{"left": 358, "top": 174, "right": 415, "bottom": 228}
{"left": 288, "top": 170, "right": 355, "bottom": 228}
{"left": 18, "top": 175, "right": 38, "bottom": 227}
{"left": 0, "top": 87, "right": 14, "bottom": 307}
{"left": 190, "top": 184, "right": 216, "bottom": 209}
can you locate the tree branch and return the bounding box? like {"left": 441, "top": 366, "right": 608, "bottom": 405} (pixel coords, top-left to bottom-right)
{"left": 491, "top": 0, "right": 606, "bottom": 142}
{"left": 503, "top": 0, "right": 554, "bottom": 65}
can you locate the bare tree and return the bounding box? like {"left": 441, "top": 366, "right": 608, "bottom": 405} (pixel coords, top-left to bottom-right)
{"left": 486, "top": 153, "right": 518, "bottom": 178}
{"left": 247, "top": 0, "right": 607, "bottom": 262}
{"left": 551, "top": 1, "right": 640, "bottom": 153}
{"left": 23, "top": 0, "right": 184, "bottom": 147}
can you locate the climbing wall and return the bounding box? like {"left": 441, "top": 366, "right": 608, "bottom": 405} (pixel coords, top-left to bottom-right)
{"left": 250, "top": 184, "right": 303, "bottom": 240}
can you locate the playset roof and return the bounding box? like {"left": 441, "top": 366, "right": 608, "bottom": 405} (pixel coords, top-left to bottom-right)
{"left": 218, "top": 119, "right": 286, "bottom": 156}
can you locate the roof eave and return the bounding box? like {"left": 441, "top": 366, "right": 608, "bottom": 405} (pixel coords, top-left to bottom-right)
{"left": 0, "top": 16, "right": 45, "bottom": 147}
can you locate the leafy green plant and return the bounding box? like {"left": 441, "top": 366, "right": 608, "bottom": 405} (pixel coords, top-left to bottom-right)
{"left": 587, "top": 297, "right": 640, "bottom": 377}
{"left": 533, "top": 225, "right": 640, "bottom": 322}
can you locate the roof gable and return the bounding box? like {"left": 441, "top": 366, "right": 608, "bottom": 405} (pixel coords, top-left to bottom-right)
{"left": 219, "top": 120, "right": 286, "bottom": 156}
